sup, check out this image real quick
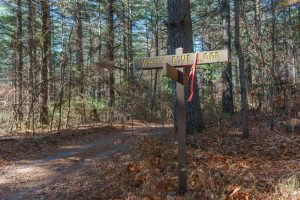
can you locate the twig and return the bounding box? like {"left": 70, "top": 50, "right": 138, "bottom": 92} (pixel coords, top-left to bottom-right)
{"left": 266, "top": 130, "right": 299, "bottom": 145}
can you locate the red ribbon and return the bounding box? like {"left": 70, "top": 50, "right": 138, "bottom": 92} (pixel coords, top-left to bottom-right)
{"left": 187, "top": 52, "right": 199, "bottom": 102}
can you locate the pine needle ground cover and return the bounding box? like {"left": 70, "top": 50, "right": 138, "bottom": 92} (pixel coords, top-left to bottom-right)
{"left": 33, "top": 125, "right": 299, "bottom": 200}
{"left": 106, "top": 131, "right": 298, "bottom": 199}
{"left": 0, "top": 121, "right": 299, "bottom": 200}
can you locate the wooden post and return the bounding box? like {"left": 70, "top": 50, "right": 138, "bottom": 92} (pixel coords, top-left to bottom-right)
{"left": 175, "top": 48, "right": 187, "bottom": 195}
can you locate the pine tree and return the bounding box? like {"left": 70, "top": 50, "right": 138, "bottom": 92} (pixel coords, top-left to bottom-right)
{"left": 167, "top": 0, "right": 204, "bottom": 133}
{"left": 234, "top": 0, "right": 249, "bottom": 138}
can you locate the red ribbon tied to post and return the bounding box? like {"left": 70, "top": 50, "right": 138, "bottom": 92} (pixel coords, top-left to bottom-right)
{"left": 187, "top": 52, "right": 199, "bottom": 102}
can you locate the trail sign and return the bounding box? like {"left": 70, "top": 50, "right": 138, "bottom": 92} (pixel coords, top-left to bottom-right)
{"left": 163, "top": 63, "right": 187, "bottom": 85}
{"left": 134, "top": 49, "right": 228, "bottom": 70}
{"left": 134, "top": 48, "right": 228, "bottom": 195}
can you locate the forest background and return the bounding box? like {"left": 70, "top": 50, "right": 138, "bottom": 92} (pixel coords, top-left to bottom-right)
{"left": 0, "top": 0, "right": 299, "bottom": 134}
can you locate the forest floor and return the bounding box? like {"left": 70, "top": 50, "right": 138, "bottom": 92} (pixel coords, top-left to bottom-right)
{"left": 0, "top": 122, "right": 169, "bottom": 200}
{"left": 0, "top": 117, "right": 299, "bottom": 200}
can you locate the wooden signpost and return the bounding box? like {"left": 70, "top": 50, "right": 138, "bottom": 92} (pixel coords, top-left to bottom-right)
{"left": 134, "top": 47, "right": 228, "bottom": 195}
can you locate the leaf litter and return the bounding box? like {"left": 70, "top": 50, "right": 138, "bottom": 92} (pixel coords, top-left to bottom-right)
{"left": 0, "top": 121, "right": 299, "bottom": 200}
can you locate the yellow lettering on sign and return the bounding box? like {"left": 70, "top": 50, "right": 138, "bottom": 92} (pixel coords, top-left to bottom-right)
{"left": 156, "top": 58, "right": 160, "bottom": 64}
{"left": 172, "top": 56, "right": 176, "bottom": 64}
{"left": 203, "top": 52, "right": 220, "bottom": 62}
{"left": 204, "top": 53, "right": 209, "bottom": 61}
{"left": 215, "top": 52, "right": 220, "bottom": 60}
{"left": 186, "top": 55, "right": 190, "bottom": 62}
{"left": 181, "top": 55, "right": 186, "bottom": 63}
{"left": 142, "top": 59, "right": 147, "bottom": 67}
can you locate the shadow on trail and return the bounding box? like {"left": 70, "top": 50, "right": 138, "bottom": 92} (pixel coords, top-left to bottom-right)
{"left": 0, "top": 124, "right": 169, "bottom": 200}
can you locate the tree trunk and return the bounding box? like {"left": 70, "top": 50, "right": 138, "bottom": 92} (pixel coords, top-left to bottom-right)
{"left": 11, "top": 39, "right": 18, "bottom": 130}
{"left": 16, "top": 0, "right": 23, "bottom": 123}
{"left": 167, "top": 0, "right": 204, "bottom": 133}
{"left": 247, "top": 58, "right": 252, "bottom": 89}
{"left": 150, "top": 0, "right": 160, "bottom": 120}
{"left": 75, "top": 0, "right": 86, "bottom": 123}
{"left": 48, "top": 8, "right": 53, "bottom": 102}
{"left": 120, "top": 1, "right": 127, "bottom": 123}
{"left": 253, "top": 0, "right": 265, "bottom": 109}
{"left": 121, "top": 1, "right": 128, "bottom": 80}
{"left": 270, "top": 0, "right": 276, "bottom": 131}
{"left": 107, "top": 0, "right": 115, "bottom": 123}
{"left": 28, "top": 0, "right": 36, "bottom": 132}
{"left": 66, "top": 26, "right": 74, "bottom": 127}
{"left": 234, "top": 0, "right": 249, "bottom": 138}
{"left": 221, "top": 0, "right": 234, "bottom": 114}
{"left": 254, "top": 0, "right": 261, "bottom": 34}
{"left": 40, "top": 0, "right": 50, "bottom": 125}
{"left": 58, "top": 12, "right": 66, "bottom": 130}
{"left": 127, "top": 0, "right": 133, "bottom": 82}
{"left": 97, "top": 2, "right": 102, "bottom": 101}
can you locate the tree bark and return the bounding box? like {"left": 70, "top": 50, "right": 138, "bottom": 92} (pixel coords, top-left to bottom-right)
{"left": 16, "top": 0, "right": 23, "bottom": 123}
{"left": 127, "top": 0, "right": 133, "bottom": 82}
{"left": 221, "top": 0, "right": 234, "bottom": 114}
{"left": 58, "top": 12, "right": 66, "bottom": 130}
{"left": 167, "top": 0, "right": 204, "bottom": 133}
{"left": 254, "top": 0, "right": 261, "bottom": 34}
{"left": 253, "top": 0, "right": 264, "bottom": 109}
{"left": 75, "top": 0, "right": 86, "bottom": 123}
{"left": 234, "top": 0, "right": 249, "bottom": 138}
{"left": 11, "top": 39, "right": 18, "bottom": 129}
{"left": 270, "top": 0, "right": 276, "bottom": 131}
{"left": 48, "top": 7, "right": 53, "bottom": 102}
{"left": 66, "top": 26, "right": 74, "bottom": 127}
{"left": 28, "top": 0, "right": 36, "bottom": 132}
{"left": 40, "top": 0, "right": 51, "bottom": 125}
{"left": 107, "top": 0, "right": 115, "bottom": 123}
{"left": 150, "top": 0, "right": 160, "bottom": 120}
{"left": 97, "top": 2, "right": 102, "bottom": 101}
{"left": 121, "top": 1, "right": 128, "bottom": 80}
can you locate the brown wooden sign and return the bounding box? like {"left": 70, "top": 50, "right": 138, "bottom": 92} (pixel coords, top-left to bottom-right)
{"left": 163, "top": 63, "right": 187, "bottom": 85}
{"left": 134, "top": 50, "right": 228, "bottom": 69}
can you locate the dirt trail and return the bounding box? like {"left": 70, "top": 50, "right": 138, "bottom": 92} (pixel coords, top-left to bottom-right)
{"left": 0, "top": 124, "right": 166, "bottom": 200}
